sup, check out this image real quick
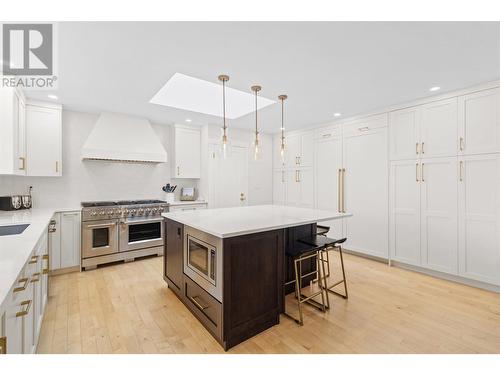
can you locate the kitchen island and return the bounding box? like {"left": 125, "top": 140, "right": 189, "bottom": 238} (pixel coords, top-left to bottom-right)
{"left": 162, "top": 205, "right": 350, "bottom": 350}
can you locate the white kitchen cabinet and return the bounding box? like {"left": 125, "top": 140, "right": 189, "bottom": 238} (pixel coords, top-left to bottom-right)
{"left": 272, "top": 169, "right": 286, "bottom": 205}
{"left": 26, "top": 101, "right": 62, "bottom": 176}
{"left": 49, "top": 211, "right": 81, "bottom": 271}
{"left": 420, "top": 157, "right": 458, "bottom": 274}
{"left": 298, "top": 168, "right": 314, "bottom": 208}
{"left": 390, "top": 160, "right": 421, "bottom": 265}
{"left": 173, "top": 124, "right": 201, "bottom": 178}
{"left": 458, "top": 154, "right": 500, "bottom": 285}
{"left": 389, "top": 98, "right": 458, "bottom": 160}
{"left": 343, "top": 125, "right": 389, "bottom": 258}
{"left": 389, "top": 106, "right": 420, "bottom": 161}
{"left": 420, "top": 98, "right": 458, "bottom": 158}
{"left": 284, "top": 131, "right": 314, "bottom": 168}
{"left": 0, "top": 87, "right": 26, "bottom": 175}
{"left": 458, "top": 87, "right": 500, "bottom": 156}
{"left": 285, "top": 169, "right": 301, "bottom": 206}
{"left": 314, "top": 134, "right": 343, "bottom": 239}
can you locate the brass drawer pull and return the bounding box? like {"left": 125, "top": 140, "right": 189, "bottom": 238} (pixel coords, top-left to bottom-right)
{"left": 358, "top": 126, "right": 370, "bottom": 132}
{"left": 460, "top": 161, "right": 464, "bottom": 182}
{"left": 13, "top": 278, "right": 29, "bottom": 293}
{"left": 190, "top": 295, "right": 209, "bottom": 310}
{"left": 421, "top": 142, "right": 425, "bottom": 154}
{"left": 42, "top": 254, "right": 49, "bottom": 274}
{"left": 16, "top": 300, "right": 32, "bottom": 318}
{"left": 31, "top": 273, "right": 40, "bottom": 283}
{"left": 28, "top": 255, "right": 38, "bottom": 264}
{"left": 416, "top": 142, "right": 419, "bottom": 155}
{"left": 460, "top": 137, "right": 465, "bottom": 151}
{"left": 0, "top": 336, "right": 6, "bottom": 354}
{"left": 322, "top": 133, "right": 332, "bottom": 138}
{"left": 19, "top": 157, "right": 25, "bottom": 171}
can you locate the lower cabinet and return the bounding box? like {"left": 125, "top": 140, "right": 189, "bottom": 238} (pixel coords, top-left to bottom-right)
{"left": 164, "top": 220, "right": 183, "bottom": 296}
{"left": 458, "top": 154, "right": 500, "bottom": 285}
{"left": 1, "top": 228, "right": 50, "bottom": 354}
{"left": 49, "top": 211, "right": 81, "bottom": 271}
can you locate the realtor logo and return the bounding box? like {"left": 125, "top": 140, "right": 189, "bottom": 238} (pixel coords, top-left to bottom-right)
{"left": 2, "top": 23, "right": 53, "bottom": 75}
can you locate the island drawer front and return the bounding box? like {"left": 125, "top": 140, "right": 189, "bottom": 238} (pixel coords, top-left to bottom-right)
{"left": 184, "top": 276, "right": 222, "bottom": 341}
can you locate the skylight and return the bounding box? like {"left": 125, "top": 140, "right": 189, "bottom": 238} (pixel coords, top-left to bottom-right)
{"left": 150, "top": 73, "right": 275, "bottom": 119}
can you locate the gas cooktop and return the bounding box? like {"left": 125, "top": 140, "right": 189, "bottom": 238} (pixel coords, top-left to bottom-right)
{"left": 81, "top": 199, "right": 166, "bottom": 207}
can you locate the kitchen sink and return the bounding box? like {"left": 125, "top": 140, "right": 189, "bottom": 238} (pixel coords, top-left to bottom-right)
{"left": 0, "top": 224, "right": 30, "bottom": 236}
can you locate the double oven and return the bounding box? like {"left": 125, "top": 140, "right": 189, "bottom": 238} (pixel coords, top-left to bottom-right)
{"left": 183, "top": 226, "right": 223, "bottom": 302}
{"left": 81, "top": 200, "right": 167, "bottom": 269}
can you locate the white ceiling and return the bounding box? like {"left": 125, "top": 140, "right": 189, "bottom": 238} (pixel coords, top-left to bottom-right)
{"left": 27, "top": 22, "right": 500, "bottom": 133}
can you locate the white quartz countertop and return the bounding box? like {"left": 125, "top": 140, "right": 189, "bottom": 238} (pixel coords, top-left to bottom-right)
{"left": 162, "top": 204, "right": 351, "bottom": 238}
{"left": 0, "top": 207, "right": 80, "bottom": 306}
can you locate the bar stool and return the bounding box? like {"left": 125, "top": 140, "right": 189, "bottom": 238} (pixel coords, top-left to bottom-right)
{"left": 299, "top": 233, "right": 348, "bottom": 302}
{"left": 283, "top": 241, "right": 329, "bottom": 326}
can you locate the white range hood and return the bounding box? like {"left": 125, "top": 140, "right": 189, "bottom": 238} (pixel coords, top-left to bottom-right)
{"left": 82, "top": 112, "right": 167, "bottom": 163}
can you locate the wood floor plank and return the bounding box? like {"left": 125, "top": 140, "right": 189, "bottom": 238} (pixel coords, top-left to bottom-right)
{"left": 37, "top": 254, "right": 500, "bottom": 354}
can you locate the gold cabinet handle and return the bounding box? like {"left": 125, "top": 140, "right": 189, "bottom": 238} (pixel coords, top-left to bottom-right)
{"left": 30, "top": 273, "right": 40, "bottom": 283}
{"left": 459, "top": 161, "right": 464, "bottom": 182}
{"left": 322, "top": 133, "right": 332, "bottom": 138}
{"left": 13, "top": 277, "right": 29, "bottom": 293}
{"left": 190, "top": 295, "right": 209, "bottom": 310}
{"left": 28, "top": 255, "right": 38, "bottom": 264}
{"left": 16, "top": 300, "right": 32, "bottom": 318}
{"left": 0, "top": 336, "right": 6, "bottom": 354}
{"left": 337, "top": 169, "right": 341, "bottom": 213}
{"left": 416, "top": 142, "right": 419, "bottom": 155}
{"left": 421, "top": 142, "right": 425, "bottom": 154}
{"left": 358, "top": 126, "right": 370, "bottom": 132}
{"left": 460, "top": 137, "right": 465, "bottom": 151}
{"left": 342, "top": 168, "right": 346, "bottom": 213}
{"left": 55, "top": 161, "right": 59, "bottom": 173}
{"left": 19, "top": 157, "right": 25, "bottom": 170}
{"left": 416, "top": 163, "right": 419, "bottom": 182}
{"left": 421, "top": 163, "right": 425, "bottom": 182}
{"left": 297, "top": 170, "right": 301, "bottom": 183}
{"left": 42, "top": 254, "right": 50, "bottom": 274}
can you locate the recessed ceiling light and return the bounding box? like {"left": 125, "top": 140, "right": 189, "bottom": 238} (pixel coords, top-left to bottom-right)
{"left": 150, "top": 73, "right": 275, "bottom": 119}
{"left": 48, "top": 94, "right": 58, "bottom": 100}
{"left": 334, "top": 113, "right": 341, "bottom": 117}
{"left": 429, "top": 86, "right": 441, "bottom": 92}
{"left": 185, "top": 118, "right": 192, "bottom": 123}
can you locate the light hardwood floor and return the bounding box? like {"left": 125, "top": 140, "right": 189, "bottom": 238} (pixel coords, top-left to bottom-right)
{"left": 37, "top": 252, "right": 500, "bottom": 354}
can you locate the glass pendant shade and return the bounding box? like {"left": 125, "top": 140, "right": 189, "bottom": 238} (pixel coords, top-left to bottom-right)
{"left": 251, "top": 84, "right": 262, "bottom": 161}
{"left": 218, "top": 127, "right": 232, "bottom": 158}
{"left": 218, "top": 74, "right": 231, "bottom": 159}
{"left": 278, "top": 94, "right": 288, "bottom": 165}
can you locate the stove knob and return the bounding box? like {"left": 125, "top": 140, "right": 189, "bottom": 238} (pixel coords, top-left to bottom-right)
{"left": 99, "top": 210, "right": 105, "bottom": 215}
{"left": 152, "top": 208, "right": 157, "bottom": 214}
{"left": 138, "top": 208, "right": 144, "bottom": 215}
{"left": 107, "top": 209, "right": 114, "bottom": 215}
{"left": 130, "top": 209, "right": 136, "bottom": 216}
{"left": 90, "top": 210, "right": 97, "bottom": 216}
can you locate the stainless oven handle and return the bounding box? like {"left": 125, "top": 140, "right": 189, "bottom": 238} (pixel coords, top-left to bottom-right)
{"left": 122, "top": 218, "right": 164, "bottom": 225}
{"left": 85, "top": 221, "right": 117, "bottom": 228}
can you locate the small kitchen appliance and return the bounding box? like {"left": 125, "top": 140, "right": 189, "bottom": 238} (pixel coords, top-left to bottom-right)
{"left": 180, "top": 187, "right": 196, "bottom": 201}
{"left": 0, "top": 195, "right": 27, "bottom": 211}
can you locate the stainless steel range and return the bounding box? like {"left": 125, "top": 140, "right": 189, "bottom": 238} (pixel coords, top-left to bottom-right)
{"left": 81, "top": 199, "right": 168, "bottom": 270}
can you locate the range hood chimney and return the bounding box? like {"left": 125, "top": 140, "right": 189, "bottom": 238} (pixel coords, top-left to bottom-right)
{"left": 82, "top": 112, "right": 167, "bottom": 163}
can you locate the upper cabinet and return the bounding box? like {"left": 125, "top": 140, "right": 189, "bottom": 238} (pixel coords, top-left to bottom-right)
{"left": 0, "top": 88, "right": 26, "bottom": 175}
{"left": 389, "top": 98, "right": 458, "bottom": 160}
{"left": 173, "top": 124, "right": 201, "bottom": 178}
{"left": 26, "top": 101, "right": 62, "bottom": 176}
{"left": 458, "top": 87, "right": 500, "bottom": 156}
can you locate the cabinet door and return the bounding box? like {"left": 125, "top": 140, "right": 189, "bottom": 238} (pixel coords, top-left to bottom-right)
{"left": 49, "top": 213, "right": 61, "bottom": 270}
{"left": 420, "top": 157, "right": 458, "bottom": 274}
{"left": 4, "top": 302, "right": 23, "bottom": 353}
{"left": 60, "top": 212, "right": 81, "bottom": 269}
{"left": 272, "top": 170, "right": 286, "bottom": 205}
{"left": 344, "top": 128, "right": 389, "bottom": 258}
{"left": 165, "top": 220, "right": 184, "bottom": 294}
{"left": 459, "top": 88, "right": 500, "bottom": 156}
{"left": 26, "top": 104, "right": 62, "bottom": 176}
{"left": 175, "top": 127, "right": 201, "bottom": 178}
{"left": 390, "top": 160, "right": 421, "bottom": 265}
{"left": 285, "top": 134, "right": 301, "bottom": 168}
{"left": 315, "top": 136, "right": 343, "bottom": 238}
{"left": 420, "top": 98, "right": 458, "bottom": 158}
{"left": 299, "top": 132, "right": 314, "bottom": 167}
{"left": 389, "top": 106, "right": 420, "bottom": 161}
{"left": 285, "top": 170, "right": 301, "bottom": 206}
{"left": 458, "top": 154, "right": 500, "bottom": 285}
{"left": 298, "top": 168, "right": 314, "bottom": 208}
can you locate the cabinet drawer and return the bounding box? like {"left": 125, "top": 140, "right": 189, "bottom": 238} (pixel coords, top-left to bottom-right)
{"left": 184, "top": 276, "right": 222, "bottom": 341}
{"left": 169, "top": 204, "right": 207, "bottom": 212}
{"left": 343, "top": 113, "right": 388, "bottom": 136}
{"left": 314, "top": 124, "right": 342, "bottom": 140}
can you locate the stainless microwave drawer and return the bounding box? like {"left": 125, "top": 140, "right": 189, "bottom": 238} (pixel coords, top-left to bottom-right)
{"left": 184, "top": 275, "right": 222, "bottom": 342}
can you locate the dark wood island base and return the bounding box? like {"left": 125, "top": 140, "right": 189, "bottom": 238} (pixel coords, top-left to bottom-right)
{"left": 163, "top": 218, "right": 317, "bottom": 351}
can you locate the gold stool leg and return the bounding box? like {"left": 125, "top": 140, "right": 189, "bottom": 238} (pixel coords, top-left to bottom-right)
{"left": 338, "top": 245, "right": 348, "bottom": 299}
{"left": 319, "top": 249, "right": 330, "bottom": 310}
{"left": 295, "top": 257, "right": 304, "bottom": 325}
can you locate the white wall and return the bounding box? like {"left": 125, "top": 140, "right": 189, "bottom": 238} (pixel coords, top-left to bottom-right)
{"left": 0, "top": 110, "right": 199, "bottom": 208}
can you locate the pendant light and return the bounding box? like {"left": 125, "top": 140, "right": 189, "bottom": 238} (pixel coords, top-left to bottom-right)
{"left": 218, "top": 74, "right": 231, "bottom": 158}
{"left": 278, "top": 94, "right": 288, "bottom": 161}
{"left": 251, "top": 85, "right": 262, "bottom": 160}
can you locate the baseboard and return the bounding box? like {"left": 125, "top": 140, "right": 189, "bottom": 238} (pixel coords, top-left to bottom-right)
{"left": 391, "top": 260, "right": 500, "bottom": 294}
{"left": 342, "top": 247, "right": 389, "bottom": 264}
{"left": 50, "top": 265, "right": 80, "bottom": 275}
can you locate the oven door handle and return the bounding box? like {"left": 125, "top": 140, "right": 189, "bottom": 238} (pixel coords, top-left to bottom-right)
{"left": 85, "top": 221, "right": 117, "bottom": 228}
{"left": 122, "top": 218, "right": 164, "bottom": 225}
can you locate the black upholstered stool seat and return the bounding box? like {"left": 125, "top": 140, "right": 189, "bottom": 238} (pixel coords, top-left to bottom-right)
{"left": 299, "top": 236, "right": 346, "bottom": 248}
{"left": 285, "top": 240, "right": 319, "bottom": 258}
